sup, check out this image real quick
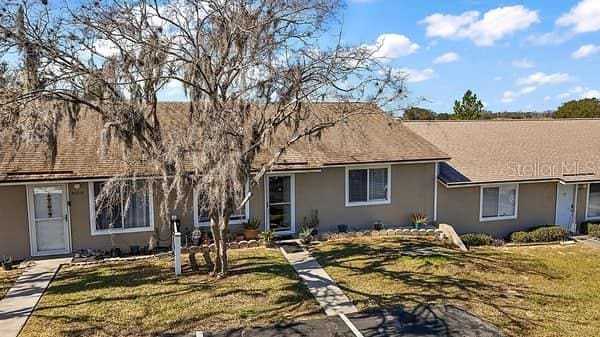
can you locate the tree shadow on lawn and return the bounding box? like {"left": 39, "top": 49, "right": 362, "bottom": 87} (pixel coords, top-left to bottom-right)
{"left": 313, "top": 238, "right": 567, "bottom": 336}
{"left": 27, "top": 253, "right": 321, "bottom": 337}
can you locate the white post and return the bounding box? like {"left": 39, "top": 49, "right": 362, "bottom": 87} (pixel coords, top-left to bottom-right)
{"left": 173, "top": 227, "right": 182, "bottom": 276}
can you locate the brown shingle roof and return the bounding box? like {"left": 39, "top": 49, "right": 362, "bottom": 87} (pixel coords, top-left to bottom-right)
{"left": 0, "top": 103, "right": 448, "bottom": 182}
{"left": 403, "top": 119, "right": 600, "bottom": 185}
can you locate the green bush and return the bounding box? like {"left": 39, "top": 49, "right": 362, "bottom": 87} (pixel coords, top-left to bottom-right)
{"left": 510, "top": 226, "right": 568, "bottom": 243}
{"left": 588, "top": 223, "right": 600, "bottom": 238}
{"left": 460, "top": 233, "right": 492, "bottom": 247}
{"left": 529, "top": 226, "right": 568, "bottom": 242}
{"left": 510, "top": 231, "right": 532, "bottom": 243}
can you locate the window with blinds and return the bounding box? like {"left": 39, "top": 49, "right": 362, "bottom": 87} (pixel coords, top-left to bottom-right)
{"left": 346, "top": 167, "right": 390, "bottom": 206}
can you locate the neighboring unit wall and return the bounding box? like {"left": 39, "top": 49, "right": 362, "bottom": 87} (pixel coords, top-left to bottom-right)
{"left": 437, "top": 182, "right": 557, "bottom": 238}
{"left": 0, "top": 186, "right": 31, "bottom": 260}
{"left": 295, "top": 163, "right": 436, "bottom": 232}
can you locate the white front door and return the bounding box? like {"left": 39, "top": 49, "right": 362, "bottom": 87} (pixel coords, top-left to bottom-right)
{"left": 27, "top": 185, "right": 71, "bottom": 256}
{"left": 265, "top": 174, "right": 295, "bottom": 235}
{"left": 555, "top": 184, "right": 576, "bottom": 232}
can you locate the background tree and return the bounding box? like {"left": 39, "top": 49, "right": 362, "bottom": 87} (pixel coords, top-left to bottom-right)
{"left": 453, "top": 90, "right": 484, "bottom": 120}
{"left": 403, "top": 106, "right": 435, "bottom": 120}
{"left": 554, "top": 98, "right": 600, "bottom": 118}
{"left": 0, "top": 0, "right": 406, "bottom": 276}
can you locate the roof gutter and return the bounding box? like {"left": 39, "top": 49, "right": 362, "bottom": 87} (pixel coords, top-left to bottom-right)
{"left": 440, "top": 177, "right": 600, "bottom": 188}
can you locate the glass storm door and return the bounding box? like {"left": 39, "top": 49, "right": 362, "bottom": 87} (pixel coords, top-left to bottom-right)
{"left": 28, "top": 185, "right": 71, "bottom": 256}
{"left": 266, "top": 175, "right": 295, "bottom": 234}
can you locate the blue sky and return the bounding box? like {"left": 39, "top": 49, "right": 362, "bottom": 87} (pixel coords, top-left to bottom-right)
{"left": 339, "top": 0, "right": 600, "bottom": 113}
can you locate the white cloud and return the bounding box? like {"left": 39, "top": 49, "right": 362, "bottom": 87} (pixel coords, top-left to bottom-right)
{"left": 544, "top": 95, "right": 551, "bottom": 101}
{"left": 517, "top": 72, "right": 571, "bottom": 86}
{"left": 581, "top": 89, "right": 600, "bottom": 99}
{"left": 420, "top": 11, "right": 479, "bottom": 38}
{"left": 93, "top": 39, "right": 120, "bottom": 58}
{"left": 494, "top": 76, "right": 503, "bottom": 81}
{"left": 420, "top": 5, "right": 539, "bottom": 46}
{"left": 526, "top": 31, "right": 573, "bottom": 46}
{"left": 394, "top": 68, "right": 436, "bottom": 83}
{"left": 501, "top": 86, "right": 537, "bottom": 103}
{"left": 364, "top": 34, "right": 420, "bottom": 60}
{"left": 433, "top": 52, "right": 460, "bottom": 64}
{"left": 557, "top": 0, "right": 600, "bottom": 33}
{"left": 555, "top": 86, "right": 600, "bottom": 99}
{"left": 572, "top": 44, "right": 600, "bottom": 59}
{"left": 512, "top": 58, "right": 535, "bottom": 69}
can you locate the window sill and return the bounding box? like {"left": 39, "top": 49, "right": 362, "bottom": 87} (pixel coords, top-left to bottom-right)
{"left": 585, "top": 216, "right": 600, "bottom": 221}
{"left": 91, "top": 226, "right": 154, "bottom": 236}
{"left": 479, "top": 215, "right": 517, "bottom": 222}
{"left": 195, "top": 219, "right": 245, "bottom": 227}
{"left": 345, "top": 200, "right": 391, "bottom": 207}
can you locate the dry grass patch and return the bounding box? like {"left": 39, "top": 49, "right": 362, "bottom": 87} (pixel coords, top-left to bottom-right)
{"left": 313, "top": 236, "right": 600, "bottom": 337}
{"left": 0, "top": 269, "right": 22, "bottom": 299}
{"left": 19, "top": 248, "right": 321, "bottom": 337}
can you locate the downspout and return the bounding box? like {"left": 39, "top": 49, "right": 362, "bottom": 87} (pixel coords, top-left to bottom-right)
{"left": 433, "top": 162, "right": 439, "bottom": 222}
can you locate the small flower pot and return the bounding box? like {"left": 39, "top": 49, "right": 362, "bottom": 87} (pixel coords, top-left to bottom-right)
{"left": 129, "top": 245, "right": 140, "bottom": 255}
{"left": 2, "top": 261, "right": 12, "bottom": 271}
{"left": 110, "top": 248, "right": 121, "bottom": 258}
{"left": 338, "top": 224, "right": 348, "bottom": 233}
{"left": 244, "top": 229, "right": 259, "bottom": 240}
{"left": 300, "top": 236, "right": 313, "bottom": 244}
{"left": 414, "top": 223, "right": 421, "bottom": 230}
{"left": 373, "top": 222, "right": 384, "bottom": 231}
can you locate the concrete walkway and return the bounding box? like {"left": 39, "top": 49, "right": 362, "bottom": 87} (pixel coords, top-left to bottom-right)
{"left": 279, "top": 241, "right": 357, "bottom": 316}
{"left": 573, "top": 235, "right": 600, "bottom": 249}
{"left": 0, "top": 257, "right": 71, "bottom": 337}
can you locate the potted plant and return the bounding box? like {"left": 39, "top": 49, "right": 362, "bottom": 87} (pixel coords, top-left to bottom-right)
{"left": 299, "top": 226, "right": 313, "bottom": 244}
{"left": 258, "top": 230, "right": 275, "bottom": 248}
{"left": 373, "top": 220, "right": 384, "bottom": 231}
{"left": 243, "top": 218, "right": 261, "bottom": 240}
{"left": 410, "top": 213, "right": 429, "bottom": 230}
{"left": 2, "top": 256, "right": 13, "bottom": 271}
{"left": 337, "top": 224, "right": 348, "bottom": 233}
{"left": 303, "top": 209, "right": 320, "bottom": 236}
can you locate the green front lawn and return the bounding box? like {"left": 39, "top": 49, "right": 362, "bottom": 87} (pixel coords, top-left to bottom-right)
{"left": 19, "top": 248, "right": 321, "bottom": 337}
{"left": 313, "top": 236, "right": 600, "bottom": 337}
{"left": 1, "top": 269, "right": 22, "bottom": 299}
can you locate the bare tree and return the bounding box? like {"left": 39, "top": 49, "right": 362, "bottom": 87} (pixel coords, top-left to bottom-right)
{"left": 0, "top": 0, "right": 406, "bottom": 276}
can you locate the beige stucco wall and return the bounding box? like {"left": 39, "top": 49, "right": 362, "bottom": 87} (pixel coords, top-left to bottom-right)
{"left": 0, "top": 186, "right": 30, "bottom": 260}
{"left": 437, "top": 181, "right": 558, "bottom": 238}
{"left": 293, "top": 163, "right": 436, "bottom": 233}
{"left": 0, "top": 162, "right": 435, "bottom": 258}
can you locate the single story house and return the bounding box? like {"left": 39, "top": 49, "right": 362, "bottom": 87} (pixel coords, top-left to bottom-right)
{"left": 0, "top": 103, "right": 449, "bottom": 260}
{"left": 404, "top": 119, "right": 600, "bottom": 238}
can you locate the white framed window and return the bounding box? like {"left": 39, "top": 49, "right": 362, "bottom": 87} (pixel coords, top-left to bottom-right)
{"left": 480, "top": 184, "right": 518, "bottom": 221}
{"left": 345, "top": 165, "right": 391, "bottom": 207}
{"left": 193, "top": 189, "right": 250, "bottom": 227}
{"left": 88, "top": 181, "right": 155, "bottom": 235}
{"left": 586, "top": 183, "right": 600, "bottom": 220}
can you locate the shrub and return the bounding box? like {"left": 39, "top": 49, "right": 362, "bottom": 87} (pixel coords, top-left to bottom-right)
{"left": 491, "top": 238, "right": 505, "bottom": 247}
{"left": 588, "top": 223, "right": 600, "bottom": 238}
{"left": 460, "top": 233, "right": 492, "bottom": 247}
{"left": 510, "top": 226, "right": 568, "bottom": 243}
{"left": 529, "top": 226, "right": 568, "bottom": 242}
{"left": 510, "top": 231, "right": 532, "bottom": 243}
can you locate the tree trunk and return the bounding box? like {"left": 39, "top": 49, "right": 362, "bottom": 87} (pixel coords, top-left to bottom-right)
{"left": 217, "top": 214, "right": 230, "bottom": 277}
{"left": 210, "top": 217, "right": 222, "bottom": 275}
